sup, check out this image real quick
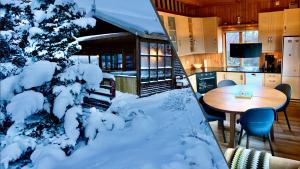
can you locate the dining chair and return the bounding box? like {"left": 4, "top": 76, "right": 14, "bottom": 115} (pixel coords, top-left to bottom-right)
{"left": 274, "top": 84, "right": 292, "bottom": 130}
{"left": 217, "top": 80, "right": 237, "bottom": 88}
{"left": 238, "top": 107, "right": 275, "bottom": 156}
{"left": 198, "top": 95, "right": 227, "bottom": 143}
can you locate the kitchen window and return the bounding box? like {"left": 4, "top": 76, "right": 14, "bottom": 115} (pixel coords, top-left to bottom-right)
{"left": 226, "top": 30, "right": 259, "bottom": 67}
{"left": 140, "top": 42, "right": 172, "bottom": 83}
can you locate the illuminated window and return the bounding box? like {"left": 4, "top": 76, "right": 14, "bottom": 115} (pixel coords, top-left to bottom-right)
{"left": 140, "top": 42, "right": 173, "bottom": 82}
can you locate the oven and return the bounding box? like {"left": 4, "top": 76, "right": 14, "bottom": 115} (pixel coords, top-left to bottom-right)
{"left": 196, "top": 72, "right": 217, "bottom": 94}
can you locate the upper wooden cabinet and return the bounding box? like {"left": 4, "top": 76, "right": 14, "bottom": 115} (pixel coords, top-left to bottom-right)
{"left": 175, "top": 15, "right": 191, "bottom": 56}
{"left": 191, "top": 18, "right": 205, "bottom": 54}
{"left": 258, "top": 11, "right": 283, "bottom": 52}
{"left": 283, "top": 8, "right": 300, "bottom": 36}
{"left": 159, "top": 12, "right": 222, "bottom": 55}
{"left": 158, "top": 12, "right": 168, "bottom": 33}
{"left": 202, "top": 17, "right": 222, "bottom": 53}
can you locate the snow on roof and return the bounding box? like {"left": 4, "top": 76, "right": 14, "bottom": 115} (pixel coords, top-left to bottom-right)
{"left": 76, "top": 32, "right": 132, "bottom": 42}
{"left": 74, "top": 0, "right": 168, "bottom": 40}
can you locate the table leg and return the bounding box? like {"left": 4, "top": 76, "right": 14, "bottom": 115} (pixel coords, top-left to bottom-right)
{"left": 229, "top": 113, "right": 236, "bottom": 148}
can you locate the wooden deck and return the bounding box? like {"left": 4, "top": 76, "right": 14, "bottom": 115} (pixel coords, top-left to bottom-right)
{"left": 210, "top": 100, "right": 300, "bottom": 161}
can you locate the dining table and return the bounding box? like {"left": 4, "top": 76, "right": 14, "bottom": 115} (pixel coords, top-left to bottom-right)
{"left": 203, "top": 85, "right": 287, "bottom": 148}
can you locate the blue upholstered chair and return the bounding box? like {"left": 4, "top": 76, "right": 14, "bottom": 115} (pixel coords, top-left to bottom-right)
{"left": 198, "top": 94, "right": 227, "bottom": 143}
{"left": 238, "top": 107, "right": 275, "bottom": 155}
{"left": 217, "top": 80, "right": 237, "bottom": 88}
{"left": 275, "top": 84, "right": 292, "bottom": 130}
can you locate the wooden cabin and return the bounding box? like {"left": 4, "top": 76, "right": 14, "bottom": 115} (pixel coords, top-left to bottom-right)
{"left": 75, "top": 7, "right": 184, "bottom": 97}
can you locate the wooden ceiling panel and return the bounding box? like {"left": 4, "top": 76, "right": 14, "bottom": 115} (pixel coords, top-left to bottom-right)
{"left": 177, "top": 0, "right": 237, "bottom": 6}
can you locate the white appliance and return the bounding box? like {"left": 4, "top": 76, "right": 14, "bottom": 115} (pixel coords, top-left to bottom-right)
{"left": 282, "top": 36, "right": 300, "bottom": 99}
{"left": 245, "top": 73, "right": 264, "bottom": 86}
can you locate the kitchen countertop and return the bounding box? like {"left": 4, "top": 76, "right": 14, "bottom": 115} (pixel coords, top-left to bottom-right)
{"left": 186, "top": 67, "right": 281, "bottom": 76}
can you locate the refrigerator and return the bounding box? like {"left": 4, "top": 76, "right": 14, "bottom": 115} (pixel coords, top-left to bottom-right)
{"left": 282, "top": 36, "right": 300, "bottom": 99}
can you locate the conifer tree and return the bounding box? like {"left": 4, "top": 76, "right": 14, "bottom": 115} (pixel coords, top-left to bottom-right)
{"left": 0, "top": 1, "right": 98, "bottom": 168}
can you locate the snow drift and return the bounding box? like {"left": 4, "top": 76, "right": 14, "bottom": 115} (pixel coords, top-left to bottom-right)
{"left": 29, "top": 89, "right": 227, "bottom": 169}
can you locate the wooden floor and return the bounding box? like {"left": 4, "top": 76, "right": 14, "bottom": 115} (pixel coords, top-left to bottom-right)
{"left": 210, "top": 100, "right": 300, "bottom": 161}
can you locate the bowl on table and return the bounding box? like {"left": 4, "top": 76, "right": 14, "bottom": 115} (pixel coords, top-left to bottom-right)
{"left": 192, "top": 64, "right": 202, "bottom": 69}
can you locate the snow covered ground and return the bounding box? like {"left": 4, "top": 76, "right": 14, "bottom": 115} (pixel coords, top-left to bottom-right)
{"left": 30, "top": 89, "right": 227, "bottom": 169}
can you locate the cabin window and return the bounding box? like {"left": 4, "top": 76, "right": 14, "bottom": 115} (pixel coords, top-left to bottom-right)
{"left": 226, "top": 30, "right": 259, "bottom": 67}
{"left": 70, "top": 55, "right": 99, "bottom": 65}
{"left": 140, "top": 42, "right": 173, "bottom": 82}
{"left": 98, "top": 51, "right": 135, "bottom": 71}
{"left": 126, "top": 55, "right": 133, "bottom": 70}
{"left": 100, "top": 53, "right": 124, "bottom": 70}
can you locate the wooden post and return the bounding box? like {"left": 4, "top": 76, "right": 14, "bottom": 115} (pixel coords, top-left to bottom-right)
{"left": 136, "top": 37, "right": 141, "bottom": 96}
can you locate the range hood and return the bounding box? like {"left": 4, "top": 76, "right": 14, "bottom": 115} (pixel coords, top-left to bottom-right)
{"left": 230, "top": 43, "right": 262, "bottom": 58}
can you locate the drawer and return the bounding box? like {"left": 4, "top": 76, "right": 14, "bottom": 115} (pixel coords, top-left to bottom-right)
{"left": 264, "top": 73, "right": 281, "bottom": 80}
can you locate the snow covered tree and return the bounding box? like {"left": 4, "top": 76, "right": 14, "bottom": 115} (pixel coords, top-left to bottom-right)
{"left": 0, "top": 0, "right": 30, "bottom": 79}
{"left": 0, "top": 0, "right": 101, "bottom": 168}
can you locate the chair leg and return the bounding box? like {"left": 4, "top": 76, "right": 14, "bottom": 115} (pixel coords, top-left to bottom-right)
{"left": 263, "top": 136, "right": 266, "bottom": 142}
{"left": 283, "top": 110, "right": 291, "bottom": 131}
{"left": 246, "top": 134, "right": 249, "bottom": 149}
{"left": 220, "top": 120, "right": 227, "bottom": 143}
{"left": 238, "top": 128, "right": 243, "bottom": 145}
{"left": 267, "top": 134, "right": 274, "bottom": 156}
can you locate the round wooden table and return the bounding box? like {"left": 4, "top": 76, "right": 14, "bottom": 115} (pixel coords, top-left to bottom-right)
{"left": 203, "top": 85, "right": 287, "bottom": 148}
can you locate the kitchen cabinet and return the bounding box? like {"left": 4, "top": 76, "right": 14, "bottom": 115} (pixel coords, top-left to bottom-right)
{"left": 282, "top": 77, "right": 300, "bottom": 99}
{"left": 264, "top": 73, "right": 281, "bottom": 88}
{"left": 283, "top": 8, "right": 300, "bottom": 36}
{"left": 258, "top": 11, "right": 283, "bottom": 52}
{"left": 202, "top": 17, "right": 222, "bottom": 53}
{"left": 216, "top": 72, "right": 244, "bottom": 85}
{"left": 191, "top": 18, "right": 205, "bottom": 54}
{"left": 216, "top": 72, "right": 227, "bottom": 85}
{"left": 175, "top": 15, "right": 190, "bottom": 56}
{"left": 188, "top": 74, "right": 197, "bottom": 92}
{"left": 226, "top": 72, "right": 245, "bottom": 85}
{"left": 158, "top": 12, "right": 179, "bottom": 52}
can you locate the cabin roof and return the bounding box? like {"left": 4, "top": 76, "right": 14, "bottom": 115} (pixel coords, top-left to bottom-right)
{"left": 84, "top": 0, "right": 168, "bottom": 40}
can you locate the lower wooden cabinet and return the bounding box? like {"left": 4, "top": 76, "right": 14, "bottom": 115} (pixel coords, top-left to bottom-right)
{"left": 216, "top": 72, "right": 227, "bottom": 85}
{"left": 226, "top": 72, "right": 245, "bottom": 85}
{"left": 216, "top": 72, "right": 245, "bottom": 85}
{"left": 215, "top": 72, "right": 283, "bottom": 89}
{"left": 264, "top": 73, "right": 282, "bottom": 88}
